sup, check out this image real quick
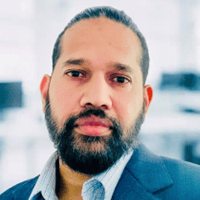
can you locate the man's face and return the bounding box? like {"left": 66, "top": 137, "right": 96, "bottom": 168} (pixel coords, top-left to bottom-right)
{"left": 40, "top": 17, "right": 152, "bottom": 175}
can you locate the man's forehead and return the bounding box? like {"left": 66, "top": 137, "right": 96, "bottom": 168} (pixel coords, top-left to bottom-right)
{"left": 57, "top": 16, "right": 143, "bottom": 74}
{"left": 62, "top": 16, "right": 141, "bottom": 47}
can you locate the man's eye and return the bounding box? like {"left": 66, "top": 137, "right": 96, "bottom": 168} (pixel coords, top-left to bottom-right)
{"left": 113, "top": 76, "right": 129, "bottom": 84}
{"left": 66, "top": 71, "right": 84, "bottom": 77}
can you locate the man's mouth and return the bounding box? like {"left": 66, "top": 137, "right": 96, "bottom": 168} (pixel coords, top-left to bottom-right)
{"left": 74, "top": 115, "right": 112, "bottom": 136}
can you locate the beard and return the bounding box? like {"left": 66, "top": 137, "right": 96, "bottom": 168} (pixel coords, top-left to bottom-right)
{"left": 45, "top": 93, "right": 145, "bottom": 176}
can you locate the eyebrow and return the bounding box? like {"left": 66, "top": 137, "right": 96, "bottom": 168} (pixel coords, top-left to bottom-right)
{"left": 64, "top": 59, "right": 84, "bottom": 66}
{"left": 63, "top": 59, "right": 133, "bottom": 74}
{"left": 112, "top": 63, "right": 133, "bottom": 74}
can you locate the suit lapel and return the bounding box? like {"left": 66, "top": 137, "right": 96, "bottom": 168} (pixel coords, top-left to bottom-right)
{"left": 112, "top": 168, "right": 161, "bottom": 200}
{"left": 112, "top": 144, "right": 173, "bottom": 200}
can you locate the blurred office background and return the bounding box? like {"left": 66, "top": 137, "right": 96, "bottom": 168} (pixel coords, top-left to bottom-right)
{"left": 0, "top": 0, "right": 200, "bottom": 193}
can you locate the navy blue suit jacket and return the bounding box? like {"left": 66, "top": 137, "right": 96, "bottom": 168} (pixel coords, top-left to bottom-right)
{"left": 1, "top": 144, "right": 200, "bottom": 199}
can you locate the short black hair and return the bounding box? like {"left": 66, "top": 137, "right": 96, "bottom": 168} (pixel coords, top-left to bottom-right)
{"left": 52, "top": 6, "right": 149, "bottom": 84}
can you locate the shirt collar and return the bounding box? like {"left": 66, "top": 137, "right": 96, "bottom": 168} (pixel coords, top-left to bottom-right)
{"left": 82, "top": 149, "right": 133, "bottom": 200}
{"left": 29, "top": 151, "right": 58, "bottom": 200}
{"left": 29, "top": 149, "right": 133, "bottom": 200}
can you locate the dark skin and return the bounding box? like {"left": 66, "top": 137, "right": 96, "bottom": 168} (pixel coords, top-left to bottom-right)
{"left": 40, "top": 17, "right": 153, "bottom": 200}
{"left": 56, "top": 159, "right": 91, "bottom": 200}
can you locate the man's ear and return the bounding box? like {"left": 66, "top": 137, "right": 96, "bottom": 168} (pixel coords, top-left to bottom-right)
{"left": 40, "top": 74, "right": 51, "bottom": 113}
{"left": 143, "top": 84, "right": 153, "bottom": 115}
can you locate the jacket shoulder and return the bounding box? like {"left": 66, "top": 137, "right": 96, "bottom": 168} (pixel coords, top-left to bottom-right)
{"left": 0, "top": 176, "right": 39, "bottom": 200}
{"left": 155, "top": 156, "right": 200, "bottom": 199}
{"left": 162, "top": 156, "right": 200, "bottom": 184}
{"left": 123, "top": 145, "right": 200, "bottom": 200}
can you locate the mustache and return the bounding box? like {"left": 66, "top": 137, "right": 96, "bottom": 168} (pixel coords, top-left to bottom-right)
{"left": 74, "top": 108, "right": 106, "bottom": 120}
{"left": 61, "top": 108, "right": 119, "bottom": 133}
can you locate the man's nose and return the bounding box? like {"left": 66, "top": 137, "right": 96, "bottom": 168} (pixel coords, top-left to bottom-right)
{"left": 80, "top": 74, "right": 112, "bottom": 110}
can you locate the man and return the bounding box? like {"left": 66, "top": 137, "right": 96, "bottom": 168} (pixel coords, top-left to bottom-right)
{"left": 1, "top": 6, "right": 200, "bottom": 200}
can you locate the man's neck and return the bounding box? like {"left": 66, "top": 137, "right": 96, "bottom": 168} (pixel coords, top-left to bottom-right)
{"left": 56, "top": 158, "right": 92, "bottom": 200}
